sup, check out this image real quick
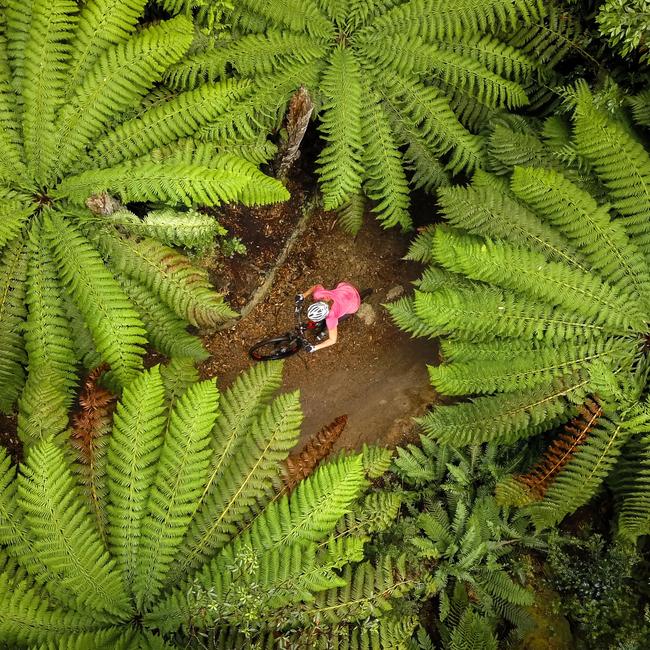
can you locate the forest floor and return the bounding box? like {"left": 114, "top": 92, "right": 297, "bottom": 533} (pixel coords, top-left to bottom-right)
{"left": 0, "top": 182, "right": 442, "bottom": 459}
{"left": 201, "top": 182, "right": 442, "bottom": 453}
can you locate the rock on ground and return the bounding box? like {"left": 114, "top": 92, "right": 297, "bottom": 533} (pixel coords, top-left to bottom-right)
{"left": 356, "top": 302, "right": 376, "bottom": 326}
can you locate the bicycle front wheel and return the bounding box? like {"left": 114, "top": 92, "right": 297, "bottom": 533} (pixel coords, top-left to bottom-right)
{"left": 249, "top": 335, "right": 302, "bottom": 361}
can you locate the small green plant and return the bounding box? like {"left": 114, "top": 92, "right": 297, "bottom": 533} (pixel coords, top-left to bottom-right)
{"left": 597, "top": 0, "right": 650, "bottom": 64}
{"left": 545, "top": 533, "right": 650, "bottom": 649}
{"left": 220, "top": 235, "right": 247, "bottom": 258}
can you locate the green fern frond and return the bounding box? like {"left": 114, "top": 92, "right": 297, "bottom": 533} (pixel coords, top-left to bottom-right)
{"left": 94, "top": 227, "right": 236, "bottom": 328}
{"left": 61, "top": 292, "right": 105, "bottom": 375}
{"left": 487, "top": 123, "right": 558, "bottom": 176}
{"left": 337, "top": 193, "right": 366, "bottom": 235}
{"left": 431, "top": 227, "right": 645, "bottom": 330}
{"left": 628, "top": 90, "right": 650, "bottom": 127}
{"left": 160, "top": 357, "right": 200, "bottom": 406}
{"left": 0, "top": 34, "right": 25, "bottom": 182}
{"left": 298, "top": 556, "right": 411, "bottom": 625}
{"left": 572, "top": 84, "right": 650, "bottom": 263}
{"left": 508, "top": 2, "right": 584, "bottom": 70}
{"left": 5, "top": 1, "right": 35, "bottom": 101}
{"left": 360, "top": 444, "right": 393, "bottom": 479}
{"left": 44, "top": 211, "right": 146, "bottom": 387}
{"left": 65, "top": 0, "right": 149, "bottom": 96}
{"left": 404, "top": 226, "right": 436, "bottom": 262}
{"left": 612, "top": 433, "right": 650, "bottom": 541}
{"left": 336, "top": 491, "right": 402, "bottom": 537}
{"left": 24, "top": 220, "right": 77, "bottom": 407}
{"left": 236, "top": 0, "right": 334, "bottom": 38}
{"left": 37, "top": 629, "right": 138, "bottom": 650}
{"left": 118, "top": 275, "right": 210, "bottom": 362}
{"left": 510, "top": 165, "right": 650, "bottom": 303}
{"left": 89, "top": 80, "right": 250, "bottom": 167}
{"left": 0, "top": 237, "right": 28, "bottom": 412}
{"left": 109, "top": 208, "right": 223, "bottom": 251}
{"left": 382, "top": 73, "right": 484, "bottom": 174}
{"left": 0, "top": 193, "right": 33, "bottom": 249}
{"left": 242, "top": 455, "right": 365, "bottom": 552}
{"left": 429, "top": 338, "right": 631, "bottom": 396}
{"left": 193, "top": 30, "right": 329, "bottom": 78}
{"left": 420, "top": 378, "right": 585, "bottom": 445}
{"left": 21, "top": 0, "right": 78, "bottom": 183}
{"left": 317, "top": 47, "right": 364, "bottom": 210}
{"left": 393, "top": 435, "right": 445, "bottom": 485}
{"left": 361, "top": 0, "right": 541, "bottom": 42}
{"left": 106, "top": 367, "right": 167, "bottom": 591}
{"left": 56, "top": 160, "right": 252, "bottom": 208}
{"left": 438, "top": 183, "right": 583, "bottom": 270}
{"left": 214, "top": 135, "right": 278, "bottom": 165}
{"left": 413, "top": 284, "right": 615, "bottom": 343}
{"left": 366, "top": 37, "right": 529, "bottom": 110}
{"left": 205, "top": 153, "right": 291, "bottom": 206}
{"left": 361, "top": 97, "right": 411, "bottom": 230}
{"left": 134, "top": 380, "right": 219, "bottom": 609}
{"left": 386, "top": 295, "right": 438, "bottom": 339}
{"left": 170, "top": 390, "right": 303, "bottom": 581}
{"left": 0, "top": 566, "right": 103, "bottom": 647}
{"left": 17, "top": 437, "right": 131, "bottom": 616}
{"left": 146, "top": 139, "right": 289, "bottom": 206}
{"left": 449, "top": 608, "right": 497, "bottom": 650}
{"left": 441, "top": 33, "right": 535, "bottom": 81}
{"left": 400, "top": 128, "right": 450, "bottom": 192}
{"left": 17, "top": 368, "right": 69, "bottom": 447}
{"left": 53, "top": 16, "right": 194, "bottom": 177}
{"left": 478, "top": 566, "right": 533, "bottom": 607}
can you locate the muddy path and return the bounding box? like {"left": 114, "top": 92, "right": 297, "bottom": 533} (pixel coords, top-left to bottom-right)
{"left": 201, "top": 195, "right": 441, "bottom": 452}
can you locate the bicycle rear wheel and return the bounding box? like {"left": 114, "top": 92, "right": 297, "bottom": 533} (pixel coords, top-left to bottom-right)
{"left": 249, "top": 335, "right": 302, "bottom": 361}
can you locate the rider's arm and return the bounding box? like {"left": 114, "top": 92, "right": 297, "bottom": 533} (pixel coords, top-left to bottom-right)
{"left": 312, "top": 326, "right": 337, "bottom": 351}
{"left": 301, "top": 285, "right": 318, "bottom": 299}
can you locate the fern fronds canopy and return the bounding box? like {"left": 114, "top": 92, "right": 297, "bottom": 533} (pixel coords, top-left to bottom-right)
{"left": 390, "top": 85, "right": 650, "bottom": 537}
{"left": 164, "top": 0, "right": 563, "bottom": 233}
{"left": 0, "top": 362, "right": 408, "bottom": 647}
{"left": 0, "top": 0, "right": 289, "bottom": 419}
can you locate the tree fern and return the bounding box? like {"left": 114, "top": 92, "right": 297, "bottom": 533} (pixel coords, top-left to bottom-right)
{"left": 0, "top": 0, "right": 288, "bottom": 415}
{"left": 390, "top": 85, "right": 650, "bottom": 534}
{"left": 163, "top": 0, "right": 570, "bottom": 233}
{"left": 0, "top": 362, "right": 405, "bottom": 646}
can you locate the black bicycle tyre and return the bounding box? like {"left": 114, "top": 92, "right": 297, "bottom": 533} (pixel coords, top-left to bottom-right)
{"left": 249, "top": 335, "right": 302, "bottom": 361}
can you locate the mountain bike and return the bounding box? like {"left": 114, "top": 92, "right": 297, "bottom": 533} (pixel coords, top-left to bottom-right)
{"left": 249, "top": 288, "right": 372, "bottom": 361}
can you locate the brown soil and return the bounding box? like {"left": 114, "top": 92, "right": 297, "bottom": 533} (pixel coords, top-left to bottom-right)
{"left": 201, "top": 197, "right": 441, "bottom": 452}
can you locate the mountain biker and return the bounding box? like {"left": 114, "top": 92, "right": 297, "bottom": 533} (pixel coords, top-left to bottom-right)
{"left": 295, "top": 281, "right": 361, "bottom": 352}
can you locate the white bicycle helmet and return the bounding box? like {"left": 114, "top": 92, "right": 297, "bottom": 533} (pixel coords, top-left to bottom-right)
{"left": 307, "top": 301, "right": 330, "bottom": 322}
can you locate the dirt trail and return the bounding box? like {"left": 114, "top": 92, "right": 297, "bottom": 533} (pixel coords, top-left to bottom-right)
{"left": 202, "top": 200, "right": 441, "bottom": 451}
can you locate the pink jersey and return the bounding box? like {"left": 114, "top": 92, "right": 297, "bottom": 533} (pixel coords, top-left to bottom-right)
{"left": 312, "top": 282, "right": 361, "bottom": 330}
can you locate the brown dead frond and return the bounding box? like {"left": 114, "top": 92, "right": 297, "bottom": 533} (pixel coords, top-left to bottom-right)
{"left": 514, "top": 398, "right": 602, "bottom": 499}
{"left": 284, "top": 415, "right": 348, "bottom": 490}
{"left": 71, "top": 364, "right": 116, "bottom": 458}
